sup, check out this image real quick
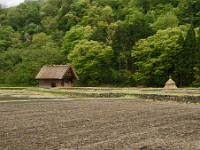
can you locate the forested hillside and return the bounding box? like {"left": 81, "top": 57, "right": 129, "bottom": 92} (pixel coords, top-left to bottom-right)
{"left": 0, "top": 0, "right": 200, "bottom": 87}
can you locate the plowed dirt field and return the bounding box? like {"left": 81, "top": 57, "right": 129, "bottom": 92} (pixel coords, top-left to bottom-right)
{"left": 0, "top": 99, "right": 200, "bottom": 150}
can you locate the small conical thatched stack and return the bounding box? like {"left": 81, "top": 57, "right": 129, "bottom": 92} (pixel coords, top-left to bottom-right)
{"left": 164, "top": 76, "right": 177, "bottom": 89}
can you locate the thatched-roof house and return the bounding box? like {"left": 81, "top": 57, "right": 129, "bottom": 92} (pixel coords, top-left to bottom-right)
{"left": 35, "top": 65, "right": 78, "bottom": 88}
{"left": 164, "top": 77, "right": 177, "bottom": 89}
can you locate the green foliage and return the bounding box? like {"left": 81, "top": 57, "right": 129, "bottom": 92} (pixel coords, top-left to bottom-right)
{"left": 12, "top": 47, "right": 62, "bottom": 86}
{"left": 68, "top": 40, "right": 115, "bottom": 86}
{"left": 0, "top": 0, "right": 200, "bottom": 87}
{"left": 90, "top": 21, "right": 108, "bottom": 43}
{"left": 62, "top": 25, "right": 93, "bottom": 55}
{"left": 0, "top": 32, "right": 63, "bottom": 86}
{"left": 112, "top": 19, "right": 154, "bottom": 70}
{"left": 177, "top": 0, "right": 200, "bottom": 26}
{"left": 151, "top": 12, "right": 179, "bottom": 30}
{"left": 7, "top": 1, "right": 41, "bottom": 30}
{"left": 192, "top": 65, "right": 200, "bottom": 87}
{"left": 174, "top": 24, "right": 197, "bottom": 86}
{"left": 0, "top": 25, "right": 21, "bottom": 51}
{"left": 132, "top": 28, "right": 182, "bottom": 87}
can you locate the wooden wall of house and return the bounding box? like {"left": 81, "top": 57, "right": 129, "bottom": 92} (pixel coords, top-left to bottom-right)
{"left": 39, "top": 79, "right": 60, "bottom": 87}
{"left": 39, "top": 80, "right": 49, "bottom": 87}
{"left": 38, "top": 79, "right": 73, "bottom": 87}
{"left": 64, "top": 81, "right": 72, "bottom": 87}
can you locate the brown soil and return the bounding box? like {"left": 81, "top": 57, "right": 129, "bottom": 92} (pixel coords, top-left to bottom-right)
{"left": 0, "top": 99, "right": 200, "bottom": 150}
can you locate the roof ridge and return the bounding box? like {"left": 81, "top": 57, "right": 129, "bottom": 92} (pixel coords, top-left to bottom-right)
{"left": 45, "top": 64, "right": 71, "bottom": 67}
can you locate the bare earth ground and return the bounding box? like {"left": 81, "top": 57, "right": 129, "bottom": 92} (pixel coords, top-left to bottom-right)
{"left": 0, "top": 99, "right": 200, "bottom": 150}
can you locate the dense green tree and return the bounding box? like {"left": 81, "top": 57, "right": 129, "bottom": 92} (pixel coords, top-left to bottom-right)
{"left": 80, "top": 5, "right": 101, "bottom": 26}
{"left": 40, "top": 0, "right": 61, "bottom": 17}
{"left": 0, "top": 5, "right": 7, "bottom": 25}
{"left": 21, "top": 23, "right": 43, "bottom": 45}
{"left": 68, "top": 40, "right": 115, "bottom": 86}
{"left": 175, "top": 24, "right": 196, "bottom": 86}
{"left": 112, "top": 19, "right": 154, "bottom": 71}
{"left": 101, "top": 5, "right": 114, "bottom": 23}
{"left": 90, "top": 21, "right": 108, "bottom": 43}
{"left": 151, "top": 3, "right": 175, "bottom": 16}
{"left": 131, "top": 0, "right": 149, "bottom": 14}
{"left": 0, "top": 25, "right": 21, "bottom": 51}
{"left": 62, "top": 25, "right": 93, "bottom": 55}
{"left": 144, "top": 10, "right": 156, "bottom": 24}
{"left": 193, "top": 64, "right": 200, "bottom": 87}
{"left": 177, "top": 0, "right": 200, "bottom": 26}
{"left": 151, "top": 12, "right": 179, "bottom": 30}
{"left": 174, "top": 31, "right": 185, "bottom": 87}
{"left": 132, "top": 28, "right": 182, "bottom": 86}
{"left": 0, "top": 32, "right": 63, "bottom": 86}
{"left": 196, "top": 27, "right": 200, "bottom": 64}
{"left": 125, "top": 7, "right": 144, "bottom": 22}
{"left": 7, "top": 1, "right": 41, "bottom": 30}
{"left": 40, "top": 16, "right": 58, "bottom": 34}
{"left": 0, "top": 48, "right": 23, "bottom": 85}
{"left": 31, "top": 32, "right": 57, "bottom": 48}
{"left": 12, "top": 47, "right": 62, "bottom": 85}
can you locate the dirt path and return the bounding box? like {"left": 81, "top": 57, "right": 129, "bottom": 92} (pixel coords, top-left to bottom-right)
{"left": 0, "top": 99, "right": 200, "bottom": 150}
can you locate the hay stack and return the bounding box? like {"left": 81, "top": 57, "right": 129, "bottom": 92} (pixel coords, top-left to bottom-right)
{"left": 164, "top": 77, "right": 177, "bottom": 89}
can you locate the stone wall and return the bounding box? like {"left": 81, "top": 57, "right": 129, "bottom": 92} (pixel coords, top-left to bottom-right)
{"left": 68, "top": 92, "right": 200, "bottom": 103}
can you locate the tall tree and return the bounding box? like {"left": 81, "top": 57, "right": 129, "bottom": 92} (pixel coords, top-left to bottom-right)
{"left": 112, "top": 19, "right": 154, "bottom": 71}
{"left": 7, "top": 1, "right": 41, "bottom": 30}
{"left": 151, "top": 12, "right": 179, "bottom": 31}
{"left": 0, "top": 25, "right": 21, "bottom": 51}
{"left": 192, "top": 27, "right": 200, "bottom": 86}
{"left": 132, "top": 28, "right": 182, "bottom": 87}
{"left": 68, "top": 40, "right": 115, "bottom": 86}
{"left": 62, "top": 25, "right": 93, "bottom": 55}
{"left": 175, "top": 24, "right": 196, "bottom": 86}
{"left": 178, "top": 0, "right": 200, "bottom": 26}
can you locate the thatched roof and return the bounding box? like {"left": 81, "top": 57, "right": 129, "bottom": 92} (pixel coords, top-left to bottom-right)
{"left": 164, "top": 78, "right": 177, "bottom": 89}
{"left": 35, "top": 65, "right": 79, "bottom": 80}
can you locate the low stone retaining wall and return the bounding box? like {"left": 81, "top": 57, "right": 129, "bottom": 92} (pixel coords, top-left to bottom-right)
{"left": 68, "top": 92, "right": 200, "bottom": 103}
{"left": 135, "top": 94, "right": 200, "bottom": 103}
{"left": 68, "top": 92, "right": 127, "bottom": 98}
